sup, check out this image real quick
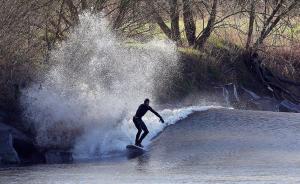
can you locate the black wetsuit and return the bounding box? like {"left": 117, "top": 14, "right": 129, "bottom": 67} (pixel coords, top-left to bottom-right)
{"left": 133, "top": 104, "right": 162, "bottom": 145}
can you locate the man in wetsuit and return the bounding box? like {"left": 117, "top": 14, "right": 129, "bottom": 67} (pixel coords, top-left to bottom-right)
{"left": 133, "top": 98, "right": 164, "bottom": 147}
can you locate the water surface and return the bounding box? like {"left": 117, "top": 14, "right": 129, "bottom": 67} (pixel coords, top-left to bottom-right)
{"left": 1, "top": 109, "right": 300, "bottom": 184}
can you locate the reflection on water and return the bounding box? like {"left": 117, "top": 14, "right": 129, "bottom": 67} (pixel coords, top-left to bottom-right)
{"left": 1, "top": 109, "right": 300, "bottom": 184}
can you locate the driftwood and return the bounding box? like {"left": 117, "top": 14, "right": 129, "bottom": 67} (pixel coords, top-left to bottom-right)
{"left": 249, "top": 53, "right": 300, "bottom": 104}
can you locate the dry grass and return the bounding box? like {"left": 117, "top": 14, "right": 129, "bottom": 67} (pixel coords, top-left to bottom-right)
{"left": 262, "top": 44, "right": 300, "bottom": 81}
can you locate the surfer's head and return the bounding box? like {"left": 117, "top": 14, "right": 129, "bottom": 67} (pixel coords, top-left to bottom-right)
{"left": 144, "top": 98, "right": 150, "bottom": 105}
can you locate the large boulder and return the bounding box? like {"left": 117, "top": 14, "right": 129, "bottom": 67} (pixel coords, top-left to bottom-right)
{"left": 279, "top": 100, "right": 300, "bottom": 113}
{"left": 252, "top": 97, "right": 279, "bottom": 111}
{"left": 0, "top": 130, "right": 20, "bottom": 164}
{"left": 0, "top": 121, "right": 44, "bottom": 164}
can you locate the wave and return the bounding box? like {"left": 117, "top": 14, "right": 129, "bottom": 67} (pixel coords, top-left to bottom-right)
{"left": 72, "top": 105, "right": 223, "bottom": 159}
{"left": 21, "top": 12, "right": 179, "bottom": 155}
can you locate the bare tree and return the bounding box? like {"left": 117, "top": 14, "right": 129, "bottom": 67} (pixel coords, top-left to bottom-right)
{"left": 245, "top": 0, "right": 256, "bottom": 50}
{"left": 65, "top": 0, "right": 79, "bottom": 24}
{"left": 253, "top": 0, "right": 299, "bottom": 49}
{"left": 81, "top": 0, "right": 88, "bottom": 10}
{"left": 148, "top": 1, "right": 172, "bottom": 39}
{"left": 146, "top": 0, "right": 182, "bottom": 43}
{"left": 112, "top": 0, "right": 131, "bottom": 29}
{"left": 170, "top": 0, "right": 181, "bottom": 43}
{"left": 194, "top": 0, "right": 218, "bottom": 49}
{"left": 183, "top": 0, "right": 196, "bottom": 46}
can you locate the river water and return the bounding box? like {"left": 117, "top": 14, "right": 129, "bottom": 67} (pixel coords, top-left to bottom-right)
{"left": 1, "top": 108, "right": 300, "bottom": 184}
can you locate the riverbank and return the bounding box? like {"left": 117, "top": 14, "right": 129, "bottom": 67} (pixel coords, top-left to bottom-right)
{"left": 173, "top": 45, "right": 300, "bottom": 112}
{"left": 1, "top": 42, "right": 299, "bottom": 166}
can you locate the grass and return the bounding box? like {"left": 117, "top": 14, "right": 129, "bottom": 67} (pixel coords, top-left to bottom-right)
{"left": 111, "top": 16, "right": 300, "bottom": 91}
{"left": 137, "top": 16, "right": 300, "bottom": 48}
{"left": 177, "top": 47, "right": 203, "bottom": 58}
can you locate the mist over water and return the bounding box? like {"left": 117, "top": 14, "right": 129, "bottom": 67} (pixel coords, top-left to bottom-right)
{"left": 20, "top": 12, "right": 200, "bottom": 157}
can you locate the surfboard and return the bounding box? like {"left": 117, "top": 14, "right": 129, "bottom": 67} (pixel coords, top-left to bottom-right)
{"left": 126, "top": 144, "right": 145, "bottom": 151}
{"left": 126, "top": 144, "right": 145, "bottom": 159}
{"left": 126, "top": 144, "right": 146, "bottom": 159}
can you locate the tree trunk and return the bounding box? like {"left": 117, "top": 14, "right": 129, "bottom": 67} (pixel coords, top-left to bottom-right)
{"left": 245, "top": 0, "right": 255, "bottom": 50}
{"left": 81, "top": 0, "right": 88, "bottom": 10}
{"left": 169, "top": 0, "right": 181, "bottom": 44}
{"left": 182, "top": 0, "right": 196, "bottom": 46}
{"left": 153, "top": 15, "right": 172, "bottom": 39}
{"left": 262, "top": 1, "right": 298, "bottom": 40}
{"left": 113, "top": 0, "right": 130, "bottom": 30}
{"left": 93, "top": 0, "right": 108, "bottom": 12}
{"left": 65, "top": 0, "right": 79, "bottom": 24}
{"left": 194, "top": 0, "right": 218, "bottom": 49}
{"left": 54, "top": 0, "right": 65, "bottom": 41}
{"left": 148, "top": 1, "right": 172, "bottom": 40}
{"left": 253, "top": 0, "right": 299, "bottom": 48}
{"left": 254, "top": 0, "right": 284, "bottom": 47}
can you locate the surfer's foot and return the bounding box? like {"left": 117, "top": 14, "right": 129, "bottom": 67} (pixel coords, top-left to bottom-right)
{"left": 137, "top": 143, "right": 144, "bottom": 148}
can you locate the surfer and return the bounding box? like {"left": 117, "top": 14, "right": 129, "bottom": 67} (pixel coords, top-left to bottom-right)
{"left": 133, "top": 98, "right": 164, "bottom": 147}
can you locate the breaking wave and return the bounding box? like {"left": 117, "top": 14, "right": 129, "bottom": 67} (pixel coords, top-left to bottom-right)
{"left": 73, "top": 105, "right": 222, "bottom": 159}
{"left": 20, "top": 12, "right": 224, "bottom": 159}
{"left": 21, "top": 12, "right": 178, "bottom": 153}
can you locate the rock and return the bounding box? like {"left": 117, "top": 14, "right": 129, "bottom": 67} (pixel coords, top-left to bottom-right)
{"left": 45, "top": 150, "right": 73, "bottom": 164}
{"left": 0, "top": 111, "right": 6, "bottom": 121}
{"left": 279, "top": 100, "right": 300, "bottom": 113}
{"left": 0, "top": 122, "right": 44, "bottom": 164}
{"left": 222, "top": 83, "right": 240, "bottom": 105}
{"left": 239, "top": 87, "right": 280, "bottom": 111}
{"left": 0, "top": 122, "right": 31, "bottom": 143}
{"left": 221, "top": 85, "right": 281, "bottom": 111}
{"left": 253, "top": 97, "right": 279, "bottom": 111}
{"left": 0, "top": 130, "right": 20, "bottom": 164}
{"left": 0, "top": 111, "right": 21, "bottom": 164}
{"left": 240, "top": 87, "right": 261, "bottom": 100}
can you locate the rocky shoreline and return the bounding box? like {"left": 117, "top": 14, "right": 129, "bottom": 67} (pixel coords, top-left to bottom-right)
{"left": 0, "top": 112, "right": 74, "bottom": 165}
{"left": 0, "top": 119, "right": 43, "bottom": 165}
{"left": 221, "top": 83, "right": 300, "bottom": 113}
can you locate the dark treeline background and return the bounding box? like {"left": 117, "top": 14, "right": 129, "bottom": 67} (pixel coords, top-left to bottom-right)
{"left": 0, "top": 0, "right": 300, "bottom": 110}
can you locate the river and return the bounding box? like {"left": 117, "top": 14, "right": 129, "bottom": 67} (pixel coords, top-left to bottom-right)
{"left": 1, "top": 108, "right": 300, "bottom": 184}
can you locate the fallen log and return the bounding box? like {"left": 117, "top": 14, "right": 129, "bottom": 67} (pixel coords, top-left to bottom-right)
{"left": 249, "top": 53, "right": 300, "bottom": 104}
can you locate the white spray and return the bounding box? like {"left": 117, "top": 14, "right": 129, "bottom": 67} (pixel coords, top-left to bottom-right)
{"left": 21, "top": 12, "right": 218, "bottom": 159}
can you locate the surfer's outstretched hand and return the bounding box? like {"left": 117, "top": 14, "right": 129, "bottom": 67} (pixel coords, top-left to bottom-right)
{"left": 160, "top": 118, "right": 165, "bottom": 123}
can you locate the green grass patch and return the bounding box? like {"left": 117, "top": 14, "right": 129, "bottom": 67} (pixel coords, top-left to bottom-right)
{"left": 178, "top": 47, "right": 203, "bottom": 57}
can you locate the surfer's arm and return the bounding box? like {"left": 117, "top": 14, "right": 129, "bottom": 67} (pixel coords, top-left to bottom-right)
{"left": 149, "top": 107, "right": 164, "bottom": 123}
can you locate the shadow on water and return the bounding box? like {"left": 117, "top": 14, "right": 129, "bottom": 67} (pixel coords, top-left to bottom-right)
{"left": 126, "top": 148, "right": 145, "bottom": 159}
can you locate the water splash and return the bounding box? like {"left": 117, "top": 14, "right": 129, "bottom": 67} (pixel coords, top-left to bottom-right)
{"left": 73, "top": 105, "right": 222, "bottom": 159}
{"left": 21, "top": 12, "right": 178, "bottom": 151}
